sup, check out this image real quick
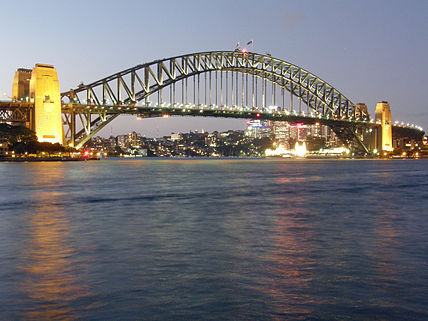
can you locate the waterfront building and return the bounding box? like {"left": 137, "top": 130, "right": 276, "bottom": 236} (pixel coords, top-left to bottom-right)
{"left": 273, "top": 121, "right": 290, "bottom": 143}
{"left": 170, "top": 133, "right": 182, "bottom": 141}
{"left": 117, "top": 135, "right": 127, "bottom": 148}
{"left": 128, "top": 131, "right": 141, "bottom": 147}
{"left": 308, "top": 123, "right": 321, "bottom": 137}
{"left": 245, "top": 120, "right": 272, "bottom": 139}
{"left": 290, "top": 123, "right": 308, "bottom": 141}
{"left": 205, "top": 133, "right": 218, "bottom": 147}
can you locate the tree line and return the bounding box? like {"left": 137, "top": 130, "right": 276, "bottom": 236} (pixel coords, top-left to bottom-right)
{"left": 0, "top": 124, "right": 75, "bottom": 155}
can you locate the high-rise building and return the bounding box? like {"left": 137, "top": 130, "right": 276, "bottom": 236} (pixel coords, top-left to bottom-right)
{"left": 273, "top": 121, "right": 290, "bottom": 142}
{"left": 245, "top": 120, "right": 272, "bottom": 138}
{"left": 290, "top": 123, "right": 308, "bottom": 141}
{"left": 117, "top": 135, "right": 127, "bottom": 148}
{"left": 308, "top": 123, "right": 321, "bottom": 137}
{"left": 128, "top": 131, "right": 141, "bottom": 147}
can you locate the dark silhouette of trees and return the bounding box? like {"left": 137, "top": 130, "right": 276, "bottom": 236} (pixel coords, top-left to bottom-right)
{"left": 306, "top": 136, "right": 327, "bottom": 151}
{"left": 0, "top": 124, "right": 76, "bottom": 156}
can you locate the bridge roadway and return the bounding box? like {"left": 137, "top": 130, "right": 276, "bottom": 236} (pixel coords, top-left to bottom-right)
{"left": 1, "top": 100, "right": 371, "bottom": 127}
{"left": 1, "top": 99, "right": 421, "bottom": 134}
{"left": 1, "top": 99, "right": 423, "bottom": 149}
{"left": 62, "top": 102, "right": 428, "bottom": 152}
{"left": 62, "top": 101, "right": 367, "bottom": 124}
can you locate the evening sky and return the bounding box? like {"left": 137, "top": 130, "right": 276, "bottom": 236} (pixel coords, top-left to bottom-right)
{"left": 1, "top": 0, "right": 427, "bottom": 137}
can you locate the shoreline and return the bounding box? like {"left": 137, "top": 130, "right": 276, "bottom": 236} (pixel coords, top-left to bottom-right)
{"left": 0, "top": 155, "right": 425, "bottom": 162}
{"left": 0, "top": 157, "right": 98, "bottom": 162}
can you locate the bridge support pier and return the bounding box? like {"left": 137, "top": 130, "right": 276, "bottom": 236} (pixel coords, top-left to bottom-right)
{"left": 330, "top": 123, "right": 371, "bottom": 156}
{"left": 374, "top": 101, "right": 392, "bottom": 152}
{"left": 29, "top": 64, "right": 63, "bottom": 144}
{"left": 11, "top": 64, "right": 63, "bottom": 144}
{"left": 12, "top": 69, "right": 32, "bottom": 128}
{"left": 70, "top": 111, "right": 75, "bottom": 147}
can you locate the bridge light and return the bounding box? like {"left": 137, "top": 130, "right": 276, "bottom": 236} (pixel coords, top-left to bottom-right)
{"left": 256, "top": 113, "right": 260, "bottom": 118}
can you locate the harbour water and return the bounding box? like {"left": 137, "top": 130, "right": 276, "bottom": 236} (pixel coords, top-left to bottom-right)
{"left": 0, "top": 159, "right": 427, "bottom": 320}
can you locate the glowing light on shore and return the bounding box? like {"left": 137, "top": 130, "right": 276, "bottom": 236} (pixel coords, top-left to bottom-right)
{"left": 294, "top": 142, "right": 307, "bottom": 157}
{"left": 317, "top": 147, "right": 350, "bottom": 155}
{"left": 265, "top": 142, "right": 307, "bottom": 157}
{"left": 265, "top": 144, "right": 288, "bottom": 157}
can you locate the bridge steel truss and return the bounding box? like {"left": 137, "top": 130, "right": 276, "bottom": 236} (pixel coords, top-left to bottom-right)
{"left": 0, "top": 101, "right": 33, "bottom": 124}
{"left": 61, "top": 51, "right": 371, "bottom": 151}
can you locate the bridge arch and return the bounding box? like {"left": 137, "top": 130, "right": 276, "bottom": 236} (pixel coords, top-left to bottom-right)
{"left": 60, "top": 51, "right": 370, "bottom": 149}
{"left": 62, "top": 51, "right": 363, "bottom": 118}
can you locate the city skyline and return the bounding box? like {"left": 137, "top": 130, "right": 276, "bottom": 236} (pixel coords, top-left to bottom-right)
{"left": 1, "top": 0, "right": 427, "bottom": 137}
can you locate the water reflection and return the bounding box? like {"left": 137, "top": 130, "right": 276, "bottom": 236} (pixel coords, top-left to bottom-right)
{"left": 370, "top": 173, "right": 401, "bottom": 288}
{"left": 257, "top": 192, "right": 317, "bottom": 318}
{"left": 20, "top": 164, "right": 82, "bottom": 320}
{"left": 370, "top": 205, "right": 401, "bottom": 303}
{"left": 2, "top": 159, "right": 425, "bottom": 320}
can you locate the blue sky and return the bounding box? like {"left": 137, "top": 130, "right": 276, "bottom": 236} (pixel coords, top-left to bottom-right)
{"left": 1, "top": 0, "right": 427, "bottom": 137}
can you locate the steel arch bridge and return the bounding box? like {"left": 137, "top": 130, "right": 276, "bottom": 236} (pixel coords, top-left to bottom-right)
{"left": 60, "top": 50, "right": 374, "bottom": 152}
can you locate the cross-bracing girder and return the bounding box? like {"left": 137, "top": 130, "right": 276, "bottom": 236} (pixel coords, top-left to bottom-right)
{"left": 0, "top": 101, "right": 32, "bottom": 124}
